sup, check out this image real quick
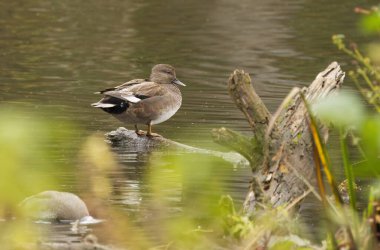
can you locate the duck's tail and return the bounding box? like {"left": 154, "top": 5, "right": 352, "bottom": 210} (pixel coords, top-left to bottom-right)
{"left": 91, "top": 102, "right": 116, "bottom": 108}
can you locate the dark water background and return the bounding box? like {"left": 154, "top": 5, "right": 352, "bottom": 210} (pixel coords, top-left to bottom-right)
{"left": 0, "top": 0, "right": 374, "bottom": 245}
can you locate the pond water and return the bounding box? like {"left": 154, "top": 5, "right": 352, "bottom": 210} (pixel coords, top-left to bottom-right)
{"left": 0, "top": 0, "right": 374, "bottom": 246}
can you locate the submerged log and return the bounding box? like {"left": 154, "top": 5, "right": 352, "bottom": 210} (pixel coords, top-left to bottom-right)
{"left": 106, "top": 127, "right": 249, "bottom": 167}
{"left": 213, "top": 62, "right": 345, "bottom": 212}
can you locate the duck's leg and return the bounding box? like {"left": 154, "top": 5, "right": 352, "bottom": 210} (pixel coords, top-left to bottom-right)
{"left": 134, "top": 124, "right": 146, "bottom": 136}
{"left": 146, "top": 122, "right": 161, "bottom": 137}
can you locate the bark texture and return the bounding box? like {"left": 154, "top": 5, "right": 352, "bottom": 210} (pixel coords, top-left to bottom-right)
{"left": 258, "top": 62, "right": 344, "bottom": 209}
{"left": 227, "top": 70, "right": 270, "bottom": 138}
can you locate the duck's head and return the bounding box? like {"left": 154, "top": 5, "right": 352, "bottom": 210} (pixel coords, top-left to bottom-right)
{"left": 150, "top": 64, "right": 186, "bottom": 86}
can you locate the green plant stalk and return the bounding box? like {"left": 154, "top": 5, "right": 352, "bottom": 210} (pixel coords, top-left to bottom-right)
{"left": 367, "top": 187, "right": 374, "bottom": 216}
{"left": 339, "top": 130, "right": 360, "bottom": 244}
{"left": 350, "top": 71, "right": 375, "bottom": 106}
{"left": 353, "top": 68, "right": 380, "bottom": 112}
{"left": 326, "top": 231, "right": 338, "bottom": 250}
{"left": 353, "top": 48, "right": 380, "bottom": 82}
{"left": 333, "top": 35, "right": 380, "bottom": 112}
{"left": 350, "top": 73, "right": 369, "bottom": 98}
{"left": 354, "top": 70, "right": 380, "bottom": 112}
{"left": 337, "top": 37, "right": 380, "bottom": 81}
{"left": 339, "top": 128, "right": 357, "bottom": 210}
{"left": 357, "top": 68, "right": 378, "bottom": 94}
{"left": 352, "top": 72, "right": 380, "bottom": 112}
{"left": 348, "top": 131, "right": 368, "bottom": 161}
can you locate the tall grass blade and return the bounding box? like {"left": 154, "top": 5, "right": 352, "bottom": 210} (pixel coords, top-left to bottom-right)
{"left": 339, "top": 128, "right": 357, "bottom": 210}
{"left": 313, "top": 147, "right": 328, "bottom": 207}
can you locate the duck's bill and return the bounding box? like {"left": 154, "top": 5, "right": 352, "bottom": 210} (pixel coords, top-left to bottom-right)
{"left": 172, "top": 79, "right": 186, "bottom": 86}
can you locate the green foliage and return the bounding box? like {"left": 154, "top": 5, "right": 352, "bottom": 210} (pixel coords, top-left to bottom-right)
{"left": 303, "top": 93, "right": 342, "bottom": 206}
{"left": 332, "top": 32, "right": 380, "bottom": 112}
{"left": 331, "top": 7, "right": 380, "bottom": 212}
{"left": 312, "top": 91, "right": 380, "bottom": 184}
{"left": 354, "top": 116, "right": 380, "bottom": 177}
{"left": 319, "top": 6, "right": 380, "bottom": 242}
{"left": 359, "top": 7, "right": 380, "bottom": 35}
{"left": 219, "top": 195, "right": 252, "bottom": 240}
{"left": 270, "top": 240, "right": 298, "bottom": 250}
{"left": 311, "top": 83, "right": 380, "bottom": 248}
{"left": 0, "top": 108, "right": 79, "bottom": 248}
{"left": 312, "top": 91, "right": 366, "bottom": 128}
{"left": 339, "top": 127, "right": 357, "bottom": 210}
{"left": 0, "top": 99, "right": 342, "bottom": 250}
{"left": 0, "top": 109, "right": 76, "bottom": 215}
{"left": 270, "top": 240, "right": 314, "bottom": 250}
{"left": 313, "top": 91, "right": 366, "bottom": 209}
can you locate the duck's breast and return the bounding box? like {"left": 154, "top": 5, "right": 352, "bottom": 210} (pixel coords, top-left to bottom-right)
{"left": 151, "top": 85, "right": 182, "bottom": 125}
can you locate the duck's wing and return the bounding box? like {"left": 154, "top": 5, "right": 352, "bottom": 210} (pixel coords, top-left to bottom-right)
{"left": 94, "top": 79, "right": 147, "bottom": 94}
{"left": 92, "top": 81, "right": 165, "bottom": 108}
{"left": 101, "top": 81, "right": 165, "bottom": 103}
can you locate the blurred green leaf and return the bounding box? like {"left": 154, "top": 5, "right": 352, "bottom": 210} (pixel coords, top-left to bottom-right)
{"left": 312, "top": 91, "right": 366, "bottom": 128}
{"left": 270, "top": 241, "right": 296, "bottom": 250}
{"left": 147, "top": 153, "right": 229, "bottom": 220}
{"left": 350, "top": 116, "right": 380, "bottom": 177}
{"left": 0, "top": 107, "right": 81, "bottom": 247}
{"left": 270, "top": 239, "right": 313, "bottom": 250}
{"left": 366, "top": 43, "right": 380, "bottom": 64}
{"left": 360, "top": 10, "right": 380, "bottom": 35}
{"left": 354, "top": 116, "right": 380, "bottom": 177}
{"left": 0, "top": 111, "right": 54, "bottom": 207}
{"left": 352, "top": 160, "right": 380, "bottom": 177}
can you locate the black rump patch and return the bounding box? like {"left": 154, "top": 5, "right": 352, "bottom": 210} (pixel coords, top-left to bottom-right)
{"left": 100, "top": 96, "right": 129, "bottom": 114}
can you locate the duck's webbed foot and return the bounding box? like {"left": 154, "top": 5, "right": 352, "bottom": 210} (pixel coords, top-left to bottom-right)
{"left": 146, "top": 132, "right": 161, "bottom": 137}
{"left": 134, "top": 125, "right": 146, "bottom": 136}
{"left": 146, "top": 123, "right": 161, "bottom": 138}
{"left": 136, "top": 130, "right": 146, "bottom": 136}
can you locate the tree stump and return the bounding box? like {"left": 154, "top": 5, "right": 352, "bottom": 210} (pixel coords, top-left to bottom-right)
{"left": 212, "top": 62, "right": 345, "bottom": 213}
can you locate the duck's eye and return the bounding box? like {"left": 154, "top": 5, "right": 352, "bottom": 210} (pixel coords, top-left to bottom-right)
{"left": 163, "top": 70, "right": 172, "bottom": 75}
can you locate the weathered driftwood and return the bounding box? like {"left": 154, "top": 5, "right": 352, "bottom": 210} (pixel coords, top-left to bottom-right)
{"left": 211, "top": 127, "right": 258, "bottom": 166}
{"left": 227, "top": 70, "right": 271, "bottom": 138}
{"left": 261, "top": 63, "right": 344, "bottom": 207}
{"left": 212, "top": 62, "right": 345, "bottom": 212}
{"left": 106, "top": 127, "right": 249, "bottom": 167}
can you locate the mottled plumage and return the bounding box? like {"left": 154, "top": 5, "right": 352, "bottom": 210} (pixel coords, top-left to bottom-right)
{"left": 92, "top": 64, "right": 185, "bottom": 136}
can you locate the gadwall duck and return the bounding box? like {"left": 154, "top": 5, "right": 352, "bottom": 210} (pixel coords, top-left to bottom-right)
{"left": 91, "top": 64, "right": 185, "bottom": 137}
{"left": 19, "top": 191, "right": 90, "bottom": 221}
